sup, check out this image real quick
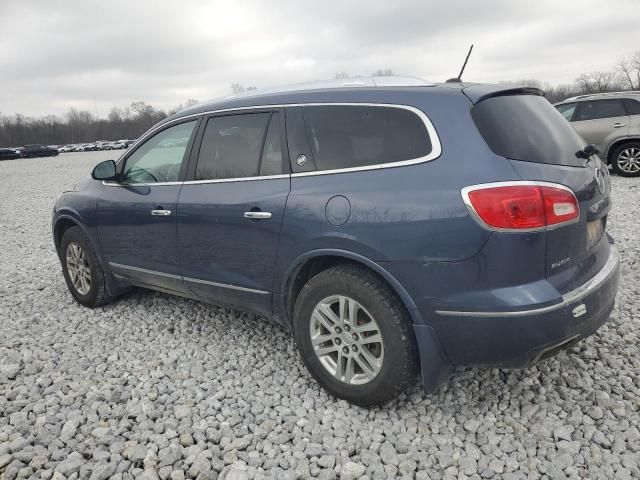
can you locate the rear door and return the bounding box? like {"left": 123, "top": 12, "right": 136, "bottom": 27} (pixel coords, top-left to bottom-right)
{"left": 571, "top": 99, "right": 629, "bottom": 152}
{"left": 470, "top": 93, "right": 611, "bottom": 294}
{"left": 177, "top": 109, "right": 290, "bottom": 315}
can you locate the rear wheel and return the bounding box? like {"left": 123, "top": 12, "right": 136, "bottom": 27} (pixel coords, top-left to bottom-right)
{"left": 611, "top": 142, "right": 640, "bottom": 177}
{"left": 293, "top": 265, "right": 419, "bottom": 405}
{"left": 60, "top": 226, "right": 112, "bottom": 307}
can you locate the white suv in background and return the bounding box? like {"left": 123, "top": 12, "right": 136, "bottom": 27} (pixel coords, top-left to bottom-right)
{"left": 555, "top": 92, "right": 640, "bottom": 176}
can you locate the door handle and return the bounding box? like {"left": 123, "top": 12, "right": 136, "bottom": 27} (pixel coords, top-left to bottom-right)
{"left": 151, "top": 209, "right": 172, "bottom": 216}
{"left": 613, "top": 123, "right": 625, "bottom": 128}
{"left": 244, "top": 211, "right": 272, "bottom": 219}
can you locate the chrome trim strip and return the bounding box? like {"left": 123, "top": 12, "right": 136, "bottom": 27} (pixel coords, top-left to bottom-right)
{"left": 460, "top": 180, "right": 581, "bottom": 233}
{"left": 183, "top": 276, "right": 269, "bottom": 295}
{"left": 108, "top": 262, "right": 270, "bottom": 295}
{"left": 184, "top": 174, "right": 289, "bottom": 185}
{"left": 106, "top": 103, "right": 441, "bottom": 187}
{"left": 108, "top": 262, "right": 182, "bottom": 280}
{"left": 103, "top": 174, "right": 290, "bottom": 187}
{"left": 435, "top": 246, "right": 619, "bottom": 317}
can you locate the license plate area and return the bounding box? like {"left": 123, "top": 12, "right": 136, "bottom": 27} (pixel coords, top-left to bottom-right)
{"left": 586, "top": 218, "right": 604, "bottom": 250}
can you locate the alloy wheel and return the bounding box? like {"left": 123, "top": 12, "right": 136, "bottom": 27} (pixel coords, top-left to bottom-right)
{"left": 66, "top": 242, "right": 91, "bottom": 295}
{"left": 617, "top": 147, "right": 640, "bottom": 174}
{"left": 309, "top": 295, "right": 384, "bottom": 385}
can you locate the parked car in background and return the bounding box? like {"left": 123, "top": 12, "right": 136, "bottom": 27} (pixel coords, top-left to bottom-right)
{"left": 120, "top": 139, "right": 136, "bottom": 148}
{"left": 53, "top": 79, "right": 619, "bottom": 405}
{"left": 555, "top": 92, "right": 640, "bottom": 176}
{"left": 58, "top": 145, "right": 74, "bottom": 153}
{"left": 20, "top": 144, "right": 59, "bottom": 158}
{"left": 0, "top": 148, "right": 20, "bottom": 160}
{"left": 73, "top": 144, "right": 94, "bottom": 152}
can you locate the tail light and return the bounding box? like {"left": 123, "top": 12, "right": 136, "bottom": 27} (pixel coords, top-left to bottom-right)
{"left": 462, "top": 181, "right": 579, "bottom": 231}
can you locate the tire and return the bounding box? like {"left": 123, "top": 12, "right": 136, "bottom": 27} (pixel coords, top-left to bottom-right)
{"left": 293, "top": 264, "right": 419, "bottom": 406}
{"left": 60, "top": 226, "right": 112, "bottom": 307}
{"left": 611, "top": 142, "right": 640, "bottom": 177}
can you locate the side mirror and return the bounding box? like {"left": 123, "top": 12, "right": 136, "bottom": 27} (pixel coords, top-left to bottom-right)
{"left": 92, "top": 160, "right": 117, "bottom": 180}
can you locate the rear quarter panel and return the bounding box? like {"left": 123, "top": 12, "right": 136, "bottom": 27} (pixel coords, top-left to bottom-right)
{"left": 273, "top": 89, "right": 522, "bottom": 296}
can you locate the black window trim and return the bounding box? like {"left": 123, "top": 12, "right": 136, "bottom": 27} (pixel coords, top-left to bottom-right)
{"left": 106, "top": 102, "right": 441, "bottom": 186}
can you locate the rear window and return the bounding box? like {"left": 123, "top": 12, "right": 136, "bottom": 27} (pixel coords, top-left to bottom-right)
{"left": 302, "top": 105, "right": 431, "bottom": 171}
{"left": 472, "top": 95, "right": 585, "bottom": 167}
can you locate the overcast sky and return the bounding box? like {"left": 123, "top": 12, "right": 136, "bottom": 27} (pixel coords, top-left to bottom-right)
{"left": 1, "top": 0, "right": 638, "bottom": 117}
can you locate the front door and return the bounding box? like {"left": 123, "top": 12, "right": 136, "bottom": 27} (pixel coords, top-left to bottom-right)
{"left": 96, "top": 119, "right": 199, "bottom": 293}
{"left": 177, "top": 110, "right": 290, "bottom": 314}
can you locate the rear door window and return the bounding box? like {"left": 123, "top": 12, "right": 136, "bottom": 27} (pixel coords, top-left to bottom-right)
{"left": 302, "top": 105, "right": 432, "bottom": 171}
{"left": 574, "top": 100, "right": 626, "bottom": 121}
{"left": 194, "top": 112, "right": 285, "bottom": 180}
{"left": 623, "top": 98, "right": 640, "bottom": 115}
{"left": 472, "top": 94, "right": 586, "bottom": 167}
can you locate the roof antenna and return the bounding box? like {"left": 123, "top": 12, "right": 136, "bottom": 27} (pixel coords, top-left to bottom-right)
{"left": 446, "top": 44, "right": 474, "bottom": 83}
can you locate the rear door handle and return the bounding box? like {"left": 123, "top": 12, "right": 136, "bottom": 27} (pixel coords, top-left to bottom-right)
{"left": 244, "top": 211, "right": 272, "bottom": 219}
{"left": 151, "top": 209, "right": 172, "bottom": 216}
{"left": 613, "top": 123, "right": 625, "bottom": 128}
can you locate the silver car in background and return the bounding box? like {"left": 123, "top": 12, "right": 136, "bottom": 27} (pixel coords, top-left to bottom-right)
{"left": 555, "top": 92, "right": 640, "bottom": 176}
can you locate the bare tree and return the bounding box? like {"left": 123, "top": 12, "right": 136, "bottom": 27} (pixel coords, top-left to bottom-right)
{"left": 575, "top": 71, "right": 617, "bottom": 94}
{"left": 617, "top": 51, "right": 640, "bottom": 90}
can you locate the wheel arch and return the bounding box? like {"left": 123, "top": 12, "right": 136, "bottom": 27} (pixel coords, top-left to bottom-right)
{"left": 606, "top": 136, "right": 640, "bottom": 163}
{"left": 280, "top": 249, "right": 424, "bottom": 328}
{"left": 53, "top": 213, "right": 128, "bottom": 297}
{"left": 53, "top": 214, "right": 85, "bottom": 254}
{"left": 280, "top": 249, "right": 453, "bottom": 393}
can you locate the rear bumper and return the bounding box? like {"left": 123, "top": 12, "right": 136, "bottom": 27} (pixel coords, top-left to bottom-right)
{"left": 432, "top": 245, "right": 620, "bottom": 367}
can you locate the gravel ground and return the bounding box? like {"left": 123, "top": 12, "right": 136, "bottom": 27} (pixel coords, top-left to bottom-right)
{"left": 0, "top": 152, "right": 638, "bottom": 480}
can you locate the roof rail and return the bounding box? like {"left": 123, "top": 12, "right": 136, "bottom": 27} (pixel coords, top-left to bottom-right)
{"left": 220, "top": 76, "right": 435, "bottom": 101}
{"left": 564, "top": 91, "right": 640, "bottom": 102}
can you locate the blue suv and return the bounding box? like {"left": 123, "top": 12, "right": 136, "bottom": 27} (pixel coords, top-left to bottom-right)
{"left": 53, "top": 78, "right": 620, "bottom": 405}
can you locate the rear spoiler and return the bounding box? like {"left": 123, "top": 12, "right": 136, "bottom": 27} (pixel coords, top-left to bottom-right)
{"left": 462, "top": 85, "right": 545, "bottom": 104}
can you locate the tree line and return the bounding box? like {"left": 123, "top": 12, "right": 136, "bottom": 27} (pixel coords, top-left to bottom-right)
{"left": 1, "top": 51, "right": 639, "bottom": 148}
{"left": 0, "top": 99, "right": 198, "bottom": 148}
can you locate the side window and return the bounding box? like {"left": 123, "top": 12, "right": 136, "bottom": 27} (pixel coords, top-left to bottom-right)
{"left": 122, "top": 121, "right": 197, "bottom": 183}
{"left": 556, "top": 103, "right": 576, "bottom": 121}
{"left": 575, "top": 100, "right": 626, "bottom": 121}
{"left": 302, "top": 105, "right": 432, "bottom": 171}
{"left": 623, "top": 98, "right": 640, "bottom": 115}
{"left": 195, "top": 112, "right": 282, "bottom": 180}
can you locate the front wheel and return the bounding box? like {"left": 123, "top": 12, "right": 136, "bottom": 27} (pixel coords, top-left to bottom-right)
{"left": 60, "top": 226, "right": 112, "bottom": 307}
{"left": 611, "top": 142, "right": 640, "bottom": 177}
{"left": 293, "top": 265, "right": 419, "bottom": 406}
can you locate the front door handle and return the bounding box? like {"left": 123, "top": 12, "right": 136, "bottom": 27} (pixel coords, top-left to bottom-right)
{"left": 244, "top": 211, "right": 272, "bottom": 220}
{"left": 151, "top": 209, "right": 172, "bottom": 216}
{"left": 613, "top": 123, "right": 625, "bottom": 128}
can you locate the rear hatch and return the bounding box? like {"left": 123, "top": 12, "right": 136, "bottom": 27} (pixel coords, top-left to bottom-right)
{"left": 466, "top": 87, "right": 612, "bottom": 294}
